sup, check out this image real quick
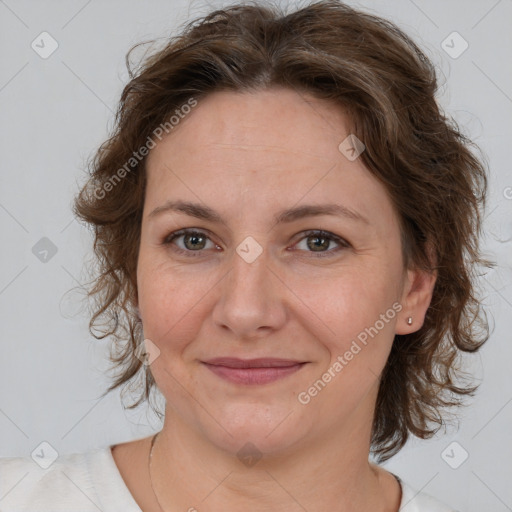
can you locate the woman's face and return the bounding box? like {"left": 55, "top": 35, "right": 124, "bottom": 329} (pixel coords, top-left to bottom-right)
{"left": 137, "top": 87, "right": 430, "bottom": 456}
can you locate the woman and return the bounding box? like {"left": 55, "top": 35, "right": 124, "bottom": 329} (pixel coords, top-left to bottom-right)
{"left": 0, "top": 1, "right": 491, "bottom": 510}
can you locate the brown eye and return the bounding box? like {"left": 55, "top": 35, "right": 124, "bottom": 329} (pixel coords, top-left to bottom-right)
{"left": 307, "top": 234, "right": 331, "bottom": 252}
{"left": 163, "top": 229, "right": 217, "bottom": 256}
{"left": 182, "top": 232, "right": 207, "bottom": 250}
{"left": 294, "top": 230, "right": 350, "bottom": 257}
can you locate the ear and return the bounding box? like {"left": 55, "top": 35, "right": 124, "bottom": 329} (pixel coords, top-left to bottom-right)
{"left": 395, "top": 249, "right": 437, "bottom": 335}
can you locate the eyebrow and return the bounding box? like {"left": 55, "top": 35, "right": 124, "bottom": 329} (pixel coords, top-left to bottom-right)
{"left": 148, "top": 200, "right": 369, "bottom": 225}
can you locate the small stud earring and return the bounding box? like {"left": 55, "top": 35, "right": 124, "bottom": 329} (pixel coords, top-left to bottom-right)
{"left": 407, "top": 316, "right": 413, "bottom": 325}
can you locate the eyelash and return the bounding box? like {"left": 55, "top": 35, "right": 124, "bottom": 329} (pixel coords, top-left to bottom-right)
{"left": 162, "top": 229, "right": 350, "bottom": 258}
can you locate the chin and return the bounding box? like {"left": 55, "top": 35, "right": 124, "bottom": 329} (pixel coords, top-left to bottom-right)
{"left": 197, "top": 402, "right": 312, "bottom": 459}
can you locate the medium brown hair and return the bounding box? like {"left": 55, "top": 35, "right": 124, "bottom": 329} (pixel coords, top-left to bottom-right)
{"left": 73, "top": 0, "right": 492, "bottom": 461}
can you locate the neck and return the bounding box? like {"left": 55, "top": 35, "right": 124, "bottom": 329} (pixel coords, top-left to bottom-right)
{"left": 149, "top": 405, "right": 399, "bottom": 512}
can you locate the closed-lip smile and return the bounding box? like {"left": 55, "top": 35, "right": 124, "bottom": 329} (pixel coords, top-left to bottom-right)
{"left": 204, "top": 357, "right": 304, "bottom": 368}
{"left": 202, "top": 357, "right": 307, "bottom": 384}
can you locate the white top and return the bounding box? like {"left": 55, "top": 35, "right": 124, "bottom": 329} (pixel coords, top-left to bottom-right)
{"left": 0, "top": 447, "right": 456, "bottom": 511}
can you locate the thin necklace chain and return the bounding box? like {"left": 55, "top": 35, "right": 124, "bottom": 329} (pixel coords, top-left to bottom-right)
{"left": 149, "top": 431, "right": 167, "bottom": 512}
{"left": 148, "top": 431, "right": 402, "bottom": 511}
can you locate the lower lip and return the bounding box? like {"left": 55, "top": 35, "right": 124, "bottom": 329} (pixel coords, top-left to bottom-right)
{"left": 203, "top": 363, "right": 305, "bottom": 385}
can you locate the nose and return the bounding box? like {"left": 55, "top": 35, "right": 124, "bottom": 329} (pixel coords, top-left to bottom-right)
{"left": 211, "top": 243, "right": 288, "bottom": 341}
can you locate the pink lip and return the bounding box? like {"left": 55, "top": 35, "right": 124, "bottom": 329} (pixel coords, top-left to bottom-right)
{"left": 202, "top": 358, "right": 307, "bottom": 385}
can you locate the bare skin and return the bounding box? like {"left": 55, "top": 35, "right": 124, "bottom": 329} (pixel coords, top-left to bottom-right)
{"left": 111, "top": 87, "right": 436, "bottom": 512}
{"left": 110, "top": 439, "right": 157, "bottom": 510}
{"left": 111, "top": 435, "right": 402, "bottom": 512}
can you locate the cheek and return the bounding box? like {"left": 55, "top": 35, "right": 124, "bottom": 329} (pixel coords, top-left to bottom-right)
{"left": 296, "top": 265, "right": 399, "bottom": 373}
{"left": 296, "top": 261, "right": 397, "bottom": 329}
{"left": 303, "top": 281, "right": 399, "bottom": 415}
{"left": 136, "top": 257, "right": 210, "bottom": 354}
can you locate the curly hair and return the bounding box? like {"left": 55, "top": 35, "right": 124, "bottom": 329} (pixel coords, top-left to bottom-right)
{"left": 73, "top": 0, "right": 492, "bottom": 461}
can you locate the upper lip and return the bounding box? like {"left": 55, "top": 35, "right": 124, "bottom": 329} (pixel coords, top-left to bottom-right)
{"left": 203, "top": 357, "right": 305, "bottom": 368}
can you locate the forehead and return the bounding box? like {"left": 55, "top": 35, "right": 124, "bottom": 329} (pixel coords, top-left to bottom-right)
{"left": 149, "top": 87, "right": 352, "bottom": 164}
{"left": 143, "top": 88, "right": 397, "bottom": 231}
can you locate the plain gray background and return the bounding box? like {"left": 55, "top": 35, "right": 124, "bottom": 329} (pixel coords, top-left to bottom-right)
{"left": 0, "top": 0, "right": 511, "bottom": 510}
